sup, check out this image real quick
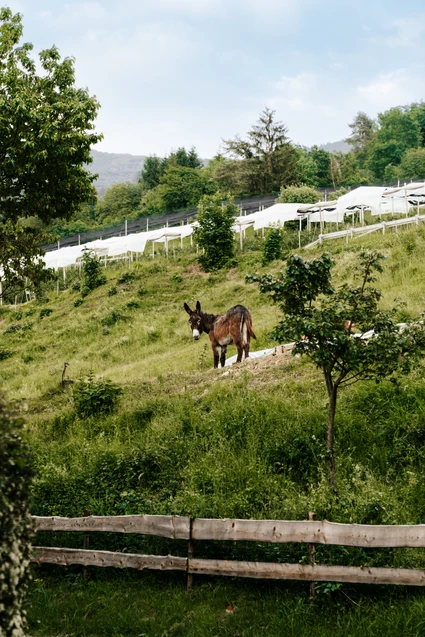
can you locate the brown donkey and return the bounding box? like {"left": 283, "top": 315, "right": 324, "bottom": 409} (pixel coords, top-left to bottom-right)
{"left": 184, "top": 301, "right": 256, "bottom": 368}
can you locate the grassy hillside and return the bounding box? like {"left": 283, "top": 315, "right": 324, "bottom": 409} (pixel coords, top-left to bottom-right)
{"left": 4, "top": 227, "right": 425, "bottom": 635}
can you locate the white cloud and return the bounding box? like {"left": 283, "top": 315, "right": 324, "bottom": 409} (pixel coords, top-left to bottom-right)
{"left": 357, "top": 69, "right": 425, "bottom": 110}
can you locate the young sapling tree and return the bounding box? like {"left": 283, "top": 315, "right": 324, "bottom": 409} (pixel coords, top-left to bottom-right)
{"left": 248, "top": 251, "right": 425, "bottom": 489}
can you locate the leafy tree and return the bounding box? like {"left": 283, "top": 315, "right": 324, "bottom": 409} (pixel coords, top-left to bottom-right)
{"left": 345, "top": 111, "right": 377, "bottom": 156}
{"left": 262, "top": 227, "right": 284, "bottom": 264}
{"left": 309, "top": 146, "right": 332, "bottom": 187}
{"left": 80, "top": 251, "right": 107, "bottom": 297}
{"left": 139, "top": 156, "right": 165, "bottom": 190}
{"left": 194, "top": 194, "right": 238, "bottom": 271}
{"left": 222, "top": 107, "right": 297, "bottom": 193}
{"left": 0, "top": 399, "right": 34, "bottom": 637}
{"left": 368, "top": 142, "right": 405, "bottom": 181}
{"left": 159, "top": 165, "right": 215, "bottom": 211}
{"left": 0, "top": 8, "right": 101, "bottom": 297}
{"left": 167, "top": 146, "right": 203, "bottom": 169}
{"left": 277, "top": 184, "right": 321, "bottom": 204}
{"left": 293, "top": 147, "right": 319, "bottom": 187}
{"left": 376, "top": 107, "right": 421, "bottom": 150}
{"left": 96, "top": 182, "right": 143, "bottom": 226}
{"left": 0, "top": 220, "right": 55, "bottom": 302}
{"left": 398, "top": 147, "right": 425, "bottom": 180}
{"left": 248, "top": 251, "right": 425, "bottom": 488}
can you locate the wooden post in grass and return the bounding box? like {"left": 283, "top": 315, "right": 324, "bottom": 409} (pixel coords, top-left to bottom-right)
{"left": 83, "top": 509, "right": 91, "bottom": 581}
{"left": 308, "top": 512, "right": 316, "bottom": 601}
{"left": 187, "top": 517, "right": 194, "bottom": 592}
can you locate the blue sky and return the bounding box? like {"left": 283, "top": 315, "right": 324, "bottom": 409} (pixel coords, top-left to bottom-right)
{"left": 7, "top": 0, "right": 425, "bottom": 157}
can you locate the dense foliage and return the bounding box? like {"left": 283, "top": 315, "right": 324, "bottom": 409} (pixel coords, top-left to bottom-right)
{"left": 80, "top": 251, "right": 107, "bottom": 297}
{"left": 194, "top": 194, "right": 238, "bottom": 271}
{"left": 0, "top": 7, "right": 101, "bottom": 300}
{"left": 249, "top": 251, "right": 425, "bottom": 487}
{"left": 73, "top": 372, "right": 123, "bottom": 418}
{"left": 0, "top": 400, "right": 33, "bottom": 637}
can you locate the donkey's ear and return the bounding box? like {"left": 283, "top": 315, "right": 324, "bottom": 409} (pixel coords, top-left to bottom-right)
{"left": 184, "top": 302, "right": 192, "bottom": 315}
{"left": 196, "top": 300, "right": 201, "bottom": 313}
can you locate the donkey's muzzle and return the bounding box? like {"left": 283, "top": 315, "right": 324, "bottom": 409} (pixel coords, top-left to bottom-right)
{"left": 192, "top": 329, "right": 200, "bottom": 340}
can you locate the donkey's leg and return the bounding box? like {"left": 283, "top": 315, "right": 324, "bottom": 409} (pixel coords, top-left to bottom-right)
{"left": 220, "top": 345, "right": 227, "bottom": 368}
{"left": 243, "top": 341, "right": 250, "bottom": 360}
{"left": 235, "top": 342, "right": 244, "bottom": 363}
{"left": 212, "top": 345, "right": 220, "bottom": 369}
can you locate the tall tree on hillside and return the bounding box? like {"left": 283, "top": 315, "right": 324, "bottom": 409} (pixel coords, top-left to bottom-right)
{"left": 249, "top": 251, "right": 425, "bottom": 488}
{"left": 96, "top": 182, "right": 143, "bottom": 226}
{"left": 168, "top": 146, "right": 203, "bottom": 169}
{"left": 0, "top": 8, "right": 102, "bottom": 300}
{"left": 139, "top": 156, "right": 165, "bottom": 191}
{"left": 345, "top": 111, "right": 377, "bottom": 155}
{"left": 309, "top": 146, "right": 332, "bottom": 187}
{"left": 222, "top": 108, "right": 297, "bottom": 193}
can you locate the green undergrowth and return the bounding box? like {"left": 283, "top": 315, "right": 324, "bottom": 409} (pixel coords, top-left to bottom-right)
{"left": 27, "top": 572, "right": 425, "bottom": 637}
{"left": 4, "top": 226, "right": 425, "bottom": 632}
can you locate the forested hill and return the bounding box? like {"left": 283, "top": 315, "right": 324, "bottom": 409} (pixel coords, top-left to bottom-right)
{"left": 89, "top": 150, "right": 147, "bottom": 197}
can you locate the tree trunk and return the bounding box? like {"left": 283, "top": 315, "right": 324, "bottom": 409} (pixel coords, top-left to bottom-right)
{"left": 327, "top": 386, "right": 338, "bottom": 490}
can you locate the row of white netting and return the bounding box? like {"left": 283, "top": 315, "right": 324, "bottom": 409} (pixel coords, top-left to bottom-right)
{"left": 41, "top": 183, "right": 425, "bottom": 270}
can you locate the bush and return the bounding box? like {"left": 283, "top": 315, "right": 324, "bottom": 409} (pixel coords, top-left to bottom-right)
{"left": 277, "top": 184, "right": 321, "bottom": 204}
{"left": 101, "top": 310, "right": 127, "bottom": 327}
{"left": 117, "top": 271, "right": 138, "bottom": 285}
{"left": 74, "top": 299, "right": 83, "bottom": 307}
{"left": 262, "top": 227, "right": 284, "bottom": 264}
{"left": 80, "top": 251, "right": 107, "bottom": 297}
{"left": 0, "top": 349, "right": 13, "bottom": 361}
{"left": 0, "top": 399, "right": 34, "bottom": 637}
{"left": 39, "top": 308, "right": 53, "bottom": 319}
{"left": 194, "top": 193, "right": 238, "bottom": 271}
{"left": 126, "top": 300, "right": 140, "bottom": 310}
{"left": 73, "top": 372, "right": 123, "bottom": 418}
{"left": 107, "top": 286, "right": 117, "bottom": 296}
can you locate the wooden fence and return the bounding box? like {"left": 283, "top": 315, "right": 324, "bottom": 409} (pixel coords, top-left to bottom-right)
{"left": 31, "top": 514, "right": 425, "bottom": 588}
{"left": 304, "top": 213, "right": 425, "bottom": 249}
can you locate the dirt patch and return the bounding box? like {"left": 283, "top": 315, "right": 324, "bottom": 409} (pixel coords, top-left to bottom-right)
{"left": 215, "top": 344, "right": 295, "bottom": 379}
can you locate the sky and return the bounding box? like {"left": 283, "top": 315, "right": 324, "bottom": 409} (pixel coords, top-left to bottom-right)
{"left": 6, "top": 0, "right": 425, "bottom": 157}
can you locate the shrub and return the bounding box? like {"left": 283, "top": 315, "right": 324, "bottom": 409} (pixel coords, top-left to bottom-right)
{"left": 74, "top": 299, "right": 83, "bottom": 307}
{"left": 194, "top": 193, "right": 238, "bottom": 271}
{"left": 101, "top": 310, "right": 127, "bottom": 327}
{"left": 117, "top": 271, "right": 138, "bottom": 285}
{"left": 107, "top": 286, "right": 117, "bottom": 296}
{"left": 171, "top": 273, "right": 183, "bottom": 283}
{"left": 0, "top": 399, "right": 34, "bottom": 637}
{"left": 137, "top": 287, "right": 147, "bottom": 297}
{"left": 262, "top": 227, "right": 284, "bottom": 264}
{"left": 80, "top": 251, "right": 107, "bottom": 297}
{"left": 4, "top": 322, "right": 32, "bottom": 334}
{"left": 277, "top": 184, "right": 321, "bottom": 204}
{"left": 126, "top": 300, "right": 140, "bottom": 310}
{"left": 71, "top": 282, "right": 80, "bottom": 292}
{"left": 0, "top": 349, "right": 13, "bottom": 361}
{"left": 39, "top": 308, "right": 53, "bottom": 319}
{"left": 73, "top": 372, "right": 123, "bottom": 418}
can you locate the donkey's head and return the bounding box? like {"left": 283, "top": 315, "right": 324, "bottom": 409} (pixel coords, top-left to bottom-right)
{"left": 184, "top": 301, "right": 203, "bottom": 340}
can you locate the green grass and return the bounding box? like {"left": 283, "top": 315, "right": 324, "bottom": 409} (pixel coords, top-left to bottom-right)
{"left": 5, "top": 226, "right": 425, "bottom": 635}
{"left": 27, "top": 572, "right": 425, "bottom": 637}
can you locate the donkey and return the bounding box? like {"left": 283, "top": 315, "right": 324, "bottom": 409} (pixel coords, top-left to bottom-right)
{"left": 184, "top": 301, "right": 256, "bottom": 368}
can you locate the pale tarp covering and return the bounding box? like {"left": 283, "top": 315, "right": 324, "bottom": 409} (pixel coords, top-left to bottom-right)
{"left": 154, "top": 224, "right": 194, "bottom": 243}
{"left": 253, "top": 204, "right": 306, "bottom": 230}
{"left": 309, "top": 209, "right": 345, "bottom": 223}
{"left": 224, "top": 348, "right": 276, "bottom": 367}
{"left": 42, "top": 245, "right": 85, "bottom": 270}
{"left": 336, "top": 187, "right": 389, "bottom": 215}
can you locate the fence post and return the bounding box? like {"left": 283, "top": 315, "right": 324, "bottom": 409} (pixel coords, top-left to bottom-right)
{"left": 308, "top": 512, "right": 316, "bottom": 601}
{"left": 83, "top": 508, "right": 91, "bottom": 581}
{"left": 187, "top": 516, "right": 194, "bottom": 592}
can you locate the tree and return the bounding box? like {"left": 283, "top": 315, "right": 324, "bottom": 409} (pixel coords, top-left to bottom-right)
{"left": 0, "top": 8, "right": 102, "bottom": 298}
{"left": 262, "top": 227, "right": 284, "bottom": 265}
{"left": 222, "top": 107, "right": 297, "bottom": 193}
{"left": 398, "top": 147, "right": 425, "bottom": 180}
{"left": 194, "top": 194, "right": 238, "bottom": 271}
{"left": 248, "top": 251, "right": 425, "bottom": 488}
{"left": 139, "top": 156, "right": 165, "bottom": 191}
{"left": 0, "top": 399, "right": 34, "bottom": 637}
{"left": 96, "top": 182, "right": 143, "bottom": 226}
{"left": 309, "top": 146, "right": 332, "bottom": 187}
{"left": 159, "top": 165, "right": 215, "bottom": 211}
{"left": 345, "top": 111, "right": 377, "bottom": 155}
{"left": 277, "top": 184, "right": 321, "bottom": 204}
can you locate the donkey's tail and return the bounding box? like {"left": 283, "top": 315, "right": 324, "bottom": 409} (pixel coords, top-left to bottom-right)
{"left": 241, "top": 311, "right": 256, "bottom": 343}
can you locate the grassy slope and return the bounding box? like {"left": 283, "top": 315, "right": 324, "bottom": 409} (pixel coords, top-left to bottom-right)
{"left": 4, "top": 227, "right": 425, "bottom": 635}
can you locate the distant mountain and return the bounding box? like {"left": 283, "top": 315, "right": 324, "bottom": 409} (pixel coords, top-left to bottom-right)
{"left": 89, "top": 150, "right": 147, "bottom": 197}
{"left": 319, "top": 140, "right": 350, "bottom": 153}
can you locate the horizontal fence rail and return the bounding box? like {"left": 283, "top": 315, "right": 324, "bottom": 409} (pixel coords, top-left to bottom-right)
{"left": 304, "top": 214, "right": 425, "bottom": 249}
{"left": 32, "top": 514, "right": 425, "bottom": 587}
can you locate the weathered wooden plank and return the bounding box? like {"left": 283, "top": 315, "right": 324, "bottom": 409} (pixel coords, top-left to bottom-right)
{"left": 32, "top": 547, "right": 187, "bottom": 571}
{"left": 33, "top": 515, "right": 190, "bottom": 540}
{"left": 189, "top": 559, "right": 425, "bottom": 586}
{"left": 192, "top": 518, "right": 425, "bottom": 548}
